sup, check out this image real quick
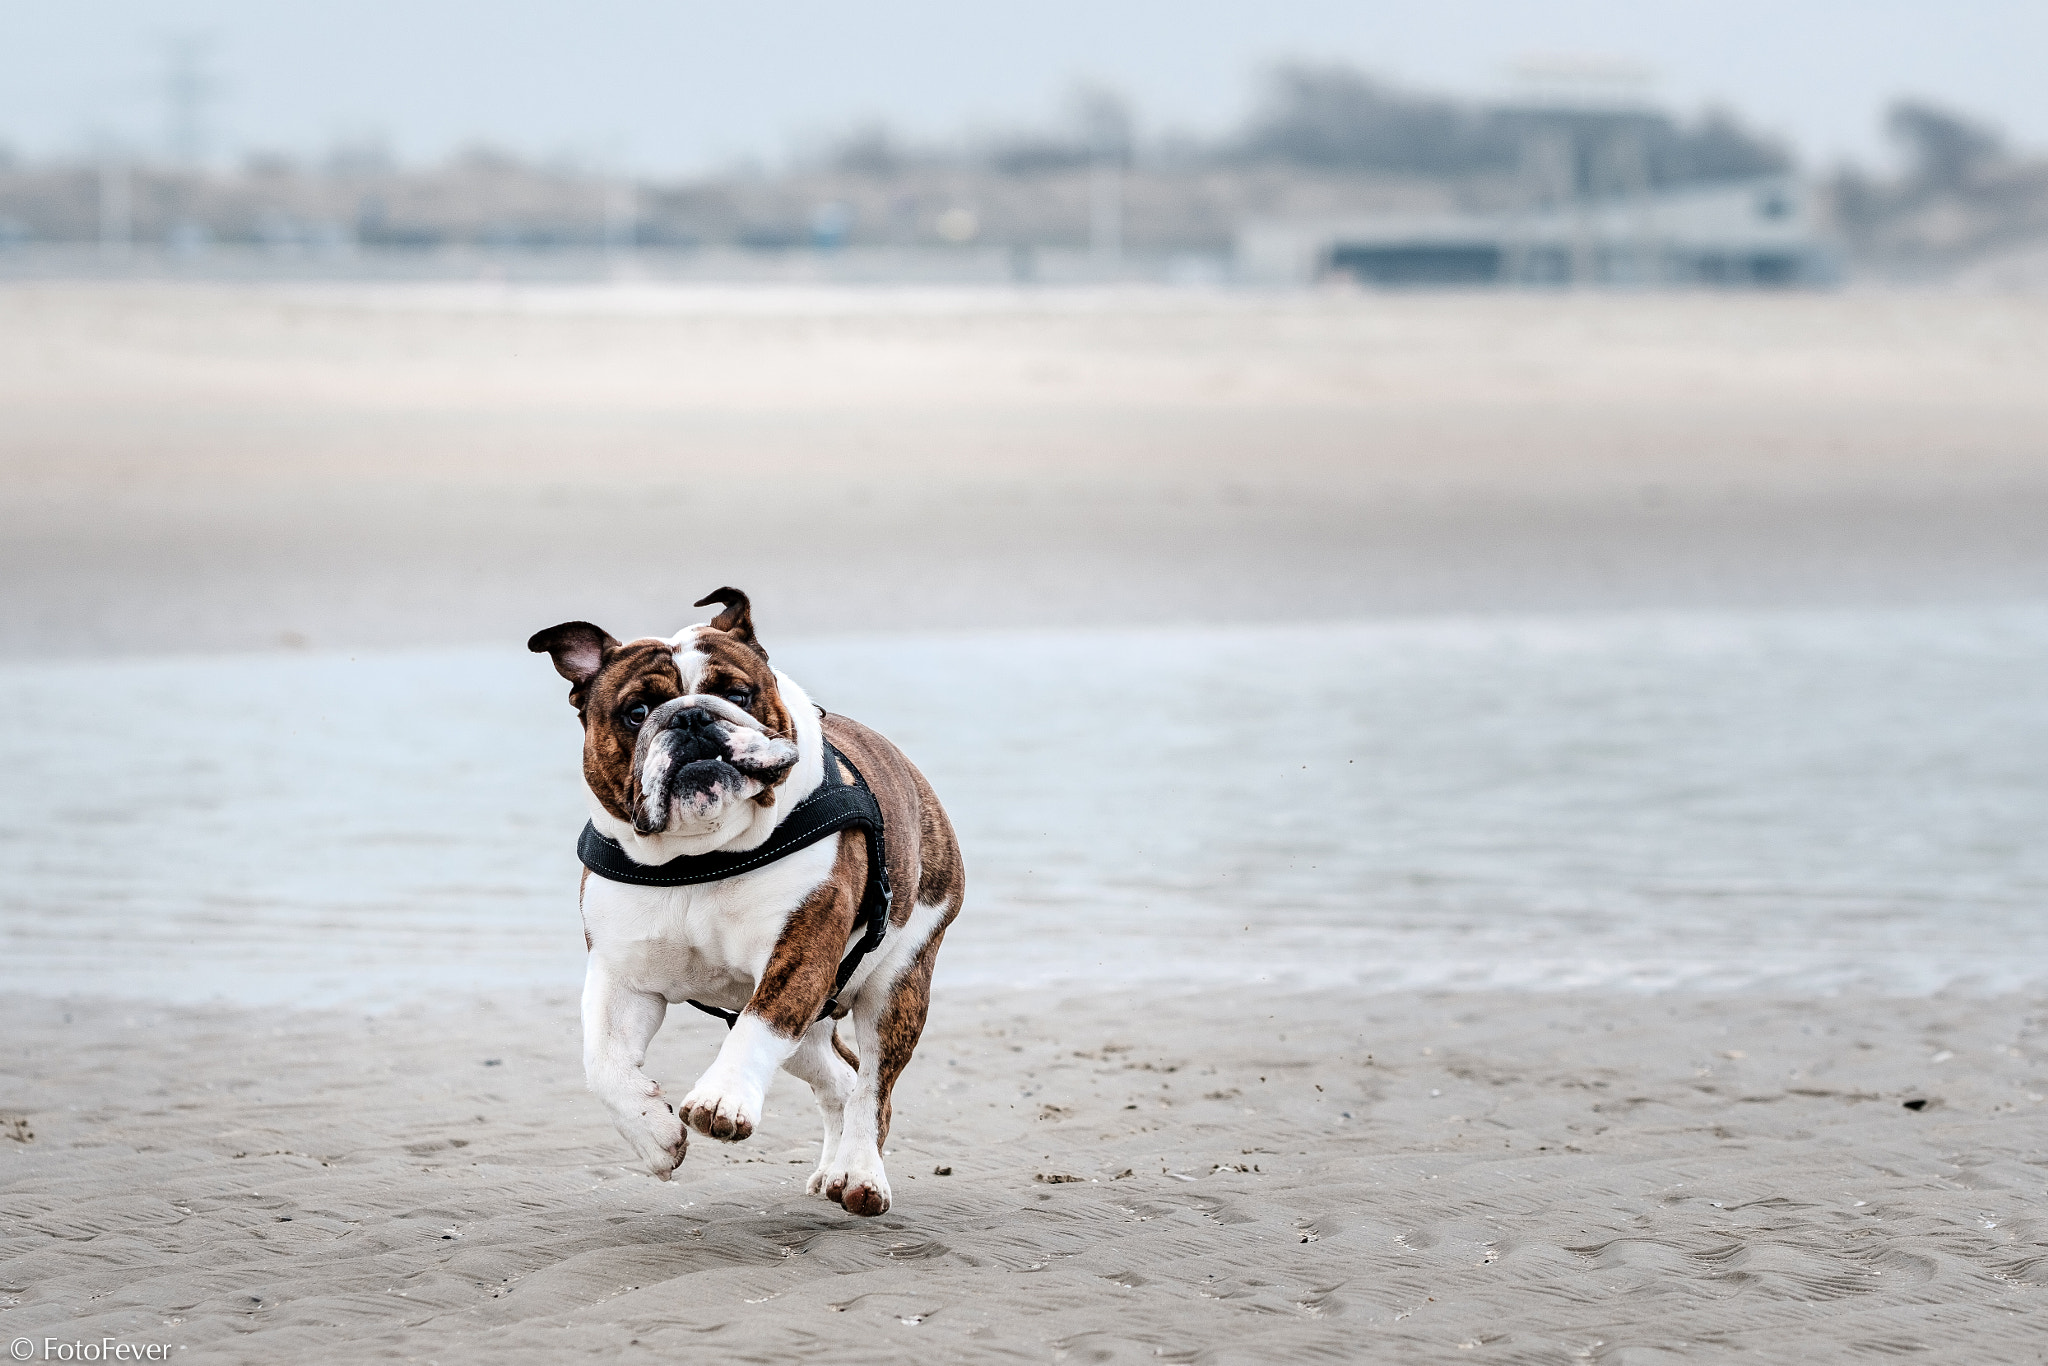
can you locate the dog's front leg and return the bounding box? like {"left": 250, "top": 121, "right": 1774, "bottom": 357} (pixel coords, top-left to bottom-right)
{"left": 582, "top": 960, "right": 688, "bottom": 1179}
{"left": 676, "top": 1012, "right": 800, "bottom": 1142}
{"left": 680, "top": 840, "right": 860, "bottom": 1144}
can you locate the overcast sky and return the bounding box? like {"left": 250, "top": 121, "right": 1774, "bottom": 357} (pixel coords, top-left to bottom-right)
{"left": 2, "top": 1, "right": 2039, "bottom": 174}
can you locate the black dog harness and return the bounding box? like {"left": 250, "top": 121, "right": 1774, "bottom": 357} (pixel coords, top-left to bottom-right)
{"left": 577, "top": 739, "right": 893, "bottom": 1027}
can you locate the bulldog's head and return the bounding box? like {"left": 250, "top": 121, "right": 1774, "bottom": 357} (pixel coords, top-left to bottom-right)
{"left": 529, "top": 589, "right": 800, "bottom": 838}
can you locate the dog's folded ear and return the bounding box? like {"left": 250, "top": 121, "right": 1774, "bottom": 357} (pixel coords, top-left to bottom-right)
{"left": 693, "top": 587, "right": 766, "bottom": 661}
{"left": 528, "top": 621, "right": 620, "bottom": 709}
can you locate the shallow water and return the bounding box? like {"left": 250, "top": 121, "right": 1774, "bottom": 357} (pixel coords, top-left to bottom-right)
{"left": 2, "top": 604, "right": 2045, "bottom": 1005}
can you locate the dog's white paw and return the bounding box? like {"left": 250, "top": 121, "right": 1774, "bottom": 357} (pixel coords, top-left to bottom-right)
{"left": 678, "top": 1080, "right": 761, "bottom": 1143}
{"left": 609, "top": 1090, "right": 688, "bottom": 1179}
{"left": 822, "top": 1158, "right": 892, "bottom": 1216}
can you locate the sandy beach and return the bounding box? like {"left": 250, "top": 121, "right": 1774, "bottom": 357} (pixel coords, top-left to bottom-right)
{"left": 3, "top": 283, "right": 2047, "bottom": 1361}
{"left": 4, "top": 986, "right": 2043, "bottom": 1362}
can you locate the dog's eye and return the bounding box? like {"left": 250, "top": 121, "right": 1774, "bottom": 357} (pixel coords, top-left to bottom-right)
{"left": 622, "top": 703, "right": 649, "bottom": 729}
{"left": 724, "top": 690, "right": 752, "bottom": 708}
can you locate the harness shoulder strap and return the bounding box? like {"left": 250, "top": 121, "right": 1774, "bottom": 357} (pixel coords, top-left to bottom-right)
{"left": 575, "top": 739, "right": 892, "bottom": 1029}
{"left": 575, "top": 750, "right": 870, "bottom": 888}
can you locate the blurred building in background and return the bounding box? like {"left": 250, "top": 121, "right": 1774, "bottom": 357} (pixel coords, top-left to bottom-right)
{"left": 0, "top": 62, "right": 2040, "bottom": 286}
{"left": 1241, "top": 175, "right": 1834, "bottom": 286}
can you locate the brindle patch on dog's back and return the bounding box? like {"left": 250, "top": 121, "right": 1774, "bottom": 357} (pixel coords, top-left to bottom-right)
{"left": 821, "top": 713, "right": 965, "bottom": 929}
{"left": 580, "top": 639, "right": 682, "bottom": 822}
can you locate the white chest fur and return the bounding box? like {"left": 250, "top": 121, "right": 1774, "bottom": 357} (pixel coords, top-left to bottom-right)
{"left": 581, "top": 833, "right": 841, "bottom": 1013}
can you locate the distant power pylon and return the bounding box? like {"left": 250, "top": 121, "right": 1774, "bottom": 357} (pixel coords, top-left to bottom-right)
{"left": 162, "top": 34, "right": 219, "bottom": 166}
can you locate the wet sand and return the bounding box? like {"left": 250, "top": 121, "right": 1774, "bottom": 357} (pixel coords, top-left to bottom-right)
{"left": 3, "top": 986, "right": 2043, "bottom": 1363}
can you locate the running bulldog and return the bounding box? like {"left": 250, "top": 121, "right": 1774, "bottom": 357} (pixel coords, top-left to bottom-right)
{"left": 528, "top": 589, "right": 964, "bottom": 1216}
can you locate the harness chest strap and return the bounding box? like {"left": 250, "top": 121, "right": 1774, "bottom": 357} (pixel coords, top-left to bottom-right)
{"left": 576, "top": 739, "right": 893, "bottom": 1027}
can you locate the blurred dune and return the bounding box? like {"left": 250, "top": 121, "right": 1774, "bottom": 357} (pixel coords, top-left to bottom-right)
{"left": 4, "top": 283, "right": 2048, "bottom": 657}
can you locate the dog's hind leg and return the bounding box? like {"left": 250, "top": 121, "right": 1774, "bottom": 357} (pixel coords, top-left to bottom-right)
{"left": 824, "top": 906, "right": 950, "bottom": 1217}
{"left": 781, "top": 1017, "right": 858, "bottom": 1197}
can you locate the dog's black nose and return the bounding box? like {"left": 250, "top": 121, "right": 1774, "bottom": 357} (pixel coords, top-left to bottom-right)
{"left": 667, "top": 705, "right": 713, "bottom": 732}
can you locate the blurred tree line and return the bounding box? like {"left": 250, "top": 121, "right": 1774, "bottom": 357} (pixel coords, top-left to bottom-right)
{"left": 824, "top": 65, "right": 1787, "bottom": 193}
{"left": 1827, "top": 101, "right": 2048, "bottom": 274}
{"left": 1, "top": 62, "right": 2039, "bottom": 274}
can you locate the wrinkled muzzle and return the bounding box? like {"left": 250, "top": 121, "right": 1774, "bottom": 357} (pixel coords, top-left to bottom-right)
{"left": 629, "top": 694, "right": 800, "bottom": 835}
